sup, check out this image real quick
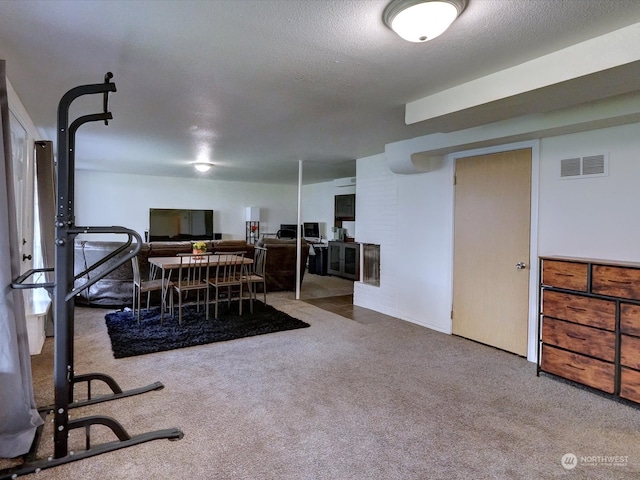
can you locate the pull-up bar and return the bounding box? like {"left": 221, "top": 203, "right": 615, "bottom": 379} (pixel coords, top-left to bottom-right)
{"left": 2, "top": 73, "right": 182, "bottom": 480}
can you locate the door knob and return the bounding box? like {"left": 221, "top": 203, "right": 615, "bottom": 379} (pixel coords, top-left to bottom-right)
{"left": 23, "top": 253, "right": 32, "bottom": 261}
{"left": 516, "top": 262, "right": 527, "bottom": 270}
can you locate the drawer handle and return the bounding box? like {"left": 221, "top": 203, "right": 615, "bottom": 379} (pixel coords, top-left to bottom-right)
{"left": 555, "top": 273, "right": 575, "bottom": 277}
{"left": 566, "top": 332, "right": 587, "bottom": 341}
{"left": 567, "top": 306, "right": 586, "bottom": 312}
{"left": 565, "top": 363, "right": 585, "bottom": 371}
{"left": 607, "top": 279, "right": 632, "bottom": 284}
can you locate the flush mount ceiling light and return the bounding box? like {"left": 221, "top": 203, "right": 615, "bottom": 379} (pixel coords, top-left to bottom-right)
{"left": 193, "top": 162, "right": 214, "bottom": 172}
{"left": 383, "top": 0, "right": 467, "bottom": 43}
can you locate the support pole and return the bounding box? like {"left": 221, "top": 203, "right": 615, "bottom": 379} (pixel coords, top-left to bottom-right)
{"left": 295, "top": 160, "right": 303, "bottom": 300}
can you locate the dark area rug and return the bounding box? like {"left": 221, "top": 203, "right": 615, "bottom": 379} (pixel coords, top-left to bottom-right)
{"left": 105, "top": 300, "right": 310, "bottom": 358}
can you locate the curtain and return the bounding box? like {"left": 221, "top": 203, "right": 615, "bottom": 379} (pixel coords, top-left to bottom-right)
{"left": 35, "top": 141, "right": 55, "bottom": 336}
{"left": 0, "top": 59, "right": 43, "bottom": 458}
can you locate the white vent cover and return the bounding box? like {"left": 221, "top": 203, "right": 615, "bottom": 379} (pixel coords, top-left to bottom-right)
{"left": 333, "top": 177, "right": 356, "bottom": 187}
{"left": 559, "top": 154, "right": 608, "bottom": 179}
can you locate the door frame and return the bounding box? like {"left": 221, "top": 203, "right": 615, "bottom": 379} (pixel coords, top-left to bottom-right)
{"left": 448, "top": 140, "right": 540, "bottom": 362}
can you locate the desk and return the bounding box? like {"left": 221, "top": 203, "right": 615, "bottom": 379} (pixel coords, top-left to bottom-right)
{"left": 149, "top": 254, "right": 253, "bottom": 321}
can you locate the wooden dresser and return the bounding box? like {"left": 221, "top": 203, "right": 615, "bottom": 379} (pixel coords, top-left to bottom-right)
{"left": 538, "top": 256, "right": 640, "bottom": 404}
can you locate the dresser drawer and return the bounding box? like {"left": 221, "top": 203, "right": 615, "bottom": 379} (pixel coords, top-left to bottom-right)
{"left": 621, "top": 334, "right": 640, "bottom": 370}
{"left": 542, "top": 260, "right": 588, "bottom": 291}
{"left": 621, "top": 303, "right": 640, "bottom": 336}
{"left": 592, "top": 265, "right": 640, "bottom": 300}
{"left": 542, "top": 290, "right": 615, "bottom": 330}
{"left": 542, "top": 318, "right": 615, "bottom": 362}
{"left": 541, "top": 345, "right": 614, "bottom": 393}
{"left": 620, "top": 367, "right": 640, "bottom": 403}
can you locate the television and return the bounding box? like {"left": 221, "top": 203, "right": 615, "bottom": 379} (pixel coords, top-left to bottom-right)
{"left": 149, "top": 208, "right": 213, "bottom": 241}
{"left": 278, "top": 224, "right": 299, "bottom": 239}
{"left": 303, "top": 222, "right": 320, "bottom": 238}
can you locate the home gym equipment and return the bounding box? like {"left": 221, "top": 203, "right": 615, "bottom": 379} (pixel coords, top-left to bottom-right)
{"left": 2, "top": 73, "right": 182, "bottom": 479}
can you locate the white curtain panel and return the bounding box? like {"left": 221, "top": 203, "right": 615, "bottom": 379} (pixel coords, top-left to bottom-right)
{"left": 0, "top": 59, "right": 43, "bottom": 458}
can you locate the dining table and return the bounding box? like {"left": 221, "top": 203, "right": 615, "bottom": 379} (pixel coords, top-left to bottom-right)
{"left": 148, "top": 253, "right": 254, "bottom": 321}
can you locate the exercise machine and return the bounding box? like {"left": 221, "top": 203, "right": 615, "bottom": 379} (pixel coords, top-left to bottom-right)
{"left": 2, "top": 73, "right": 182, "bottom": 479}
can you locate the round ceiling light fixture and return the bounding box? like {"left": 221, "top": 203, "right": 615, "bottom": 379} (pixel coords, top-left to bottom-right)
{"left": 383, "top": 0, "right": 467, "bottom": 43}
{"left": 193, "top": 162, "right": 214, "bottom": 172}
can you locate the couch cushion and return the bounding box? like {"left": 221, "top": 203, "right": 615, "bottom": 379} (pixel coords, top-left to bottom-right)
{"left": 211, "top": 240, "right": 254, "bottom": 257}
{"left": 212, "top": 240, "right": 250, "bottom": 250}
{"left": 148, "top": 241, "right": 194, "bottom": 257}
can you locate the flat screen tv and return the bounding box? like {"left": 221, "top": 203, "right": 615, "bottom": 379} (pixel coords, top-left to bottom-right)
{"left": 149, "top": 208, "right": 213, "bottom": 241}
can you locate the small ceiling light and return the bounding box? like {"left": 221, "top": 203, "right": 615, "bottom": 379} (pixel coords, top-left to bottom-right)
{"left": 383, "top": 0, "right": 467, "bottom": 43}
{"left": 193, "top": 162, "right": 213, "bottom": 172}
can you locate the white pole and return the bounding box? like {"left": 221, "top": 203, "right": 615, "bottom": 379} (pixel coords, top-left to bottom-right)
{"left": 295, "top": 160, "right": 303, "bottom": 300}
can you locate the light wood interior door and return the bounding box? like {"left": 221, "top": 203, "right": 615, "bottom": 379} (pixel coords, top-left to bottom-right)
{"left": 452, "top": 149, "right": 531, "bottom": 356}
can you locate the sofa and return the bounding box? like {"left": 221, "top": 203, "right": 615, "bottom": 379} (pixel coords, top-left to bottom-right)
{"left": 255, "top": 237, "right": 309, "bottom": 292}
{"left": 73, "top": 238, "right": 308, "bottom": 307}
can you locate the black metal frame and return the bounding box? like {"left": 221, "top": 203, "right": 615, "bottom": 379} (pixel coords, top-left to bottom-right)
{"left": 2, "top": 73, "right": 182, "bottom": 480}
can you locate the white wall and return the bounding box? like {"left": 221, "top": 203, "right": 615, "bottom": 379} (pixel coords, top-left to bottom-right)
{"left": 354, "top": 154, "right": 399, "bottom": 317}
{"left": 300, "top": 182, "right": 334, "bottom": 240}
{"left": 538, "top": 123, "right": 640, "bottom": 261}
{"left": 301, "top": 180, "right": 356, "bottom": 241}
{"left": 354, "top": 153, "right": 454, "bottom": 333}
{"left": 355, "top": 121, "right": 640, "bottom": 362}
{"left": 74, "top": 171, "right": 355, "bottom": 243}
{"left": 74, "top": 170, "right": 298, "bottom": 242}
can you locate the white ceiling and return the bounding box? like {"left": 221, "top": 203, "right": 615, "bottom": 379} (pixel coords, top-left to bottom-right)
{"left": 1, "top": 0, "right": 640, "bottom": 184}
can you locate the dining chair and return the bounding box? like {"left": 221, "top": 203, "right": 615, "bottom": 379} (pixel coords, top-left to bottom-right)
{"left": 244, "top": 246, "right": 267, "bottom": 313}
{"left": 131, "top": 255, "right": 172, "bottom": 324}
{"left": 207, "top": 252, "right": 247, "bottom": 319}
{"left": 171, "top": 253, "right": 211, "bottom": 325}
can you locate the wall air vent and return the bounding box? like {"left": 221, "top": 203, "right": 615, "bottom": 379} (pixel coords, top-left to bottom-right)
{"left": 582, "top": 155, "right": 606, "bottom": 175}
{"left": 559, "top": 154, "right": 608, "bottom": 179}
{"left": 560, "top": 158, "right": 581, "bottom": 178}
{"left": 333, "top": 177, "right": 356, "bottom": 188}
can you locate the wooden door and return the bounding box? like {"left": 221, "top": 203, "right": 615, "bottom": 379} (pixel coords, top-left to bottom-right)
{"left": 452, "top": 149, "right": 531, "bottom": 356}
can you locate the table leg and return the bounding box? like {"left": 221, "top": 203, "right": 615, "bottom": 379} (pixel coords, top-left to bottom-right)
{"left": 160, "top": 267, "right": 169, "bottom": 324}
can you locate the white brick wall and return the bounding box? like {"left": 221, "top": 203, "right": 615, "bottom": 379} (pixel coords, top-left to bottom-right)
{"left": 354, "top": 152, "right": 456, "bottom": 333}
{"left": 354, "top": 154, "right": 399, "bottom": 318}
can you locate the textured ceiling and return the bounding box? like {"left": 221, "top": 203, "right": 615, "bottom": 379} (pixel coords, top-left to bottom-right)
{"left": 1, "top": 0, "right": 640, "bottom": 184}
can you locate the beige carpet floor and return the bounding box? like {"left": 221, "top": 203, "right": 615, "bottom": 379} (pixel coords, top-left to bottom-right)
{"left": 3, "top": 275, "right": 640, "bottom": 479}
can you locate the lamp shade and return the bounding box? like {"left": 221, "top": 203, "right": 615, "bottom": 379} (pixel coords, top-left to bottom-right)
{"left": 383, "top": 0, "right": 466, "bottom": 43}
{"left": 245, "top": 207, "right": 260, "bottom": 222}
